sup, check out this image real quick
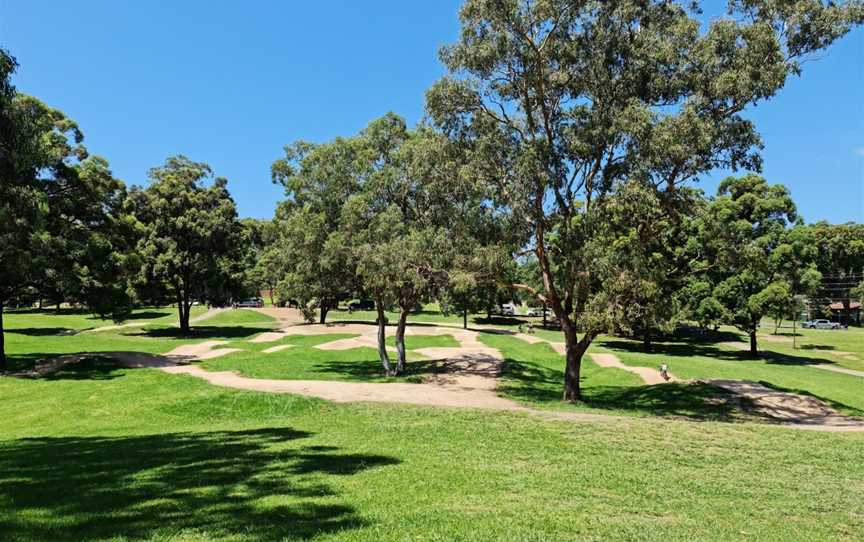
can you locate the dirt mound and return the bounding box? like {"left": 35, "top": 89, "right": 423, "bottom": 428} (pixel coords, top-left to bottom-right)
{"left": 705, "top": 379, "right": 864, "bottom": 431}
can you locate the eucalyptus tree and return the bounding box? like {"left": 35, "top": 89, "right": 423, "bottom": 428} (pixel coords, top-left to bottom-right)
{"left": 339, "top": 115, "right": 463, "bottom": 374}
{"left": 588, "top": 182, "right": 699, "bottom": 349}
{"left": 427, "top": 0, "right": 863, "bottom": 400}
{"left": 43, "top": 156, "right": 140, "bottom": 320}
{"left": 270, "top": 137, "right": 365, "bottom": 322}
{"left": 131, "top": 156, "right": 243, "bottom": 333}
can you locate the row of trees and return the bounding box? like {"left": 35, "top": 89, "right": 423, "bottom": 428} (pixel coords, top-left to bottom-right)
{"left": 3, "top": 1, "right": 863, "bottom": 402}
{"left": 0, "top": 49, "right": 261, "bottom": 368}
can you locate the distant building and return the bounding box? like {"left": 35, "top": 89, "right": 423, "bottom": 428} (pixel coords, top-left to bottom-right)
{"left": 828, "top": 301, "right": 861, "bottom": 325}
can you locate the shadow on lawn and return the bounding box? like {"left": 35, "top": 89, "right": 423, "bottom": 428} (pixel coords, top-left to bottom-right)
{"left": 601, "top": 337, "right": 837, "bottom": 367}
{"left": 7, "top": 327, "right": 82, "bottom": 336}
{"left": 499, "top": 360, "right": 748, "bottom": 421}
{"left": 0, "top": 427, "right": 398, "bottom": 541}
{"left": 132, "top": 325, "right": 274, "bottom": 340}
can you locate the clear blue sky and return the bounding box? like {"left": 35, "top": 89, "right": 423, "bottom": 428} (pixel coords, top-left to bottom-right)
{"left": 3, "top": 0, "right": 862, "bottom": 223}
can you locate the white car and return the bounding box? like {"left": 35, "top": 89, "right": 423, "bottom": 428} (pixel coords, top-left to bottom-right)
{"left": 802, "top": 319, "right": 841, "bottom": 330}
{"left": 500, "top": 303, "right": 516, "bottom": 316}
{"left": 526, "top": 307, "right": 550, "bottom": 317}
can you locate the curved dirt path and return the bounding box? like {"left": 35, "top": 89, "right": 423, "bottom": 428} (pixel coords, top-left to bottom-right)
{"left": 20, "top": 322, "right": 864, "bottom": 432}
{"left": 589, "top": 353, "right": 675, "bottom": 384}
{"left": 812, "top": 364, "right": 864, "bottom": 378}
{"left": 706, "top": 380, "right": 864, "bottom": 432}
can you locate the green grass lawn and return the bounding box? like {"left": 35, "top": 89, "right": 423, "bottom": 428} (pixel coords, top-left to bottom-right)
{"left": 2, "top": 305, "right": 206, "bottom": 332}
{"left": 330, "top": 307, "right": 566, "bottom": 341}
{"left": 205, "top": 308, "right": 280, "bottom": 327}
{"left": 756, "top": 325, "right": 864, "bottom": 372}
{"left": 384, "top": 333, "right": 460, "bottom": 349}
{"left": 1, "top": 354, "right": 863, "bottom": 541}
{"left": 1, "top": 311, "right": 863, "bottom": 540}
{"left": 480, "top": 333, "right": 763, "bottom": 423}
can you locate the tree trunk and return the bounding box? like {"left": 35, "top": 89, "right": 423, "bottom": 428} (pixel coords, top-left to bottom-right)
{"left": 749, "top": 329, "right": 758, "bottom": 357}
{"left": 268, "top": 287, "right": 275, "bottom": 307}
{"left": 792, "top": 317, "right": 797, "bottom": 350}
{"left": 542, "top": 303, "right": 547, "bottom": 328}
{"left": 0, "top": 303, "right": 6, "bottom": 371}
{"left": 395, "top": 308, "right": 409, "bottom": 374}
{"left": 375, "top": 298, "right": 392, "bottom": 375}
{"left": 563, "top": 324, "right": 592, "bottom": 402}
{"left": 319, "top": 301, "right": 329, "bottom": 324}
{"left": 843, "top": 298, "right": 851, "bottom": 326}
{"left": 177, "top": 291, "right": 190, "bottom": 333}
{"left": 642, "top": 328, "right": 651, "bottom": 351}
{"left": 463, "top": 307, "right": 468, "bottom": 329}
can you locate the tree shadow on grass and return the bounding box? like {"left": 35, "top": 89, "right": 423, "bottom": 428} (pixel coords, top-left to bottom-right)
{"left": 124, "top": 310, "right": 172, "bottom": 321}
{"left": 309, "top": 356, "right": 423, "bottom": 383}
{"left": 6, "top": 327, "right": 83, "bottom": 336}
{"left": 132, "top": 325, "right": 274, "bottom": 341}
{"left": 474, "top": 316, "right": 529, "bottom": 327}
{"left": 583, "top": 383, "right": 748, "bottom": 421}
{"left": 499, "top": 360, "right": 751, "bottom": 422}
{"left": 797, "top": 344, "right": 837, "bottom": 351}
{"left": 0, "top": 427, "right": 398, "bottom": 541}
{"left": 39, "top": 356, "right": 124, "bottom": 381}
{"left": 600, "top": 337, "right": 839, "bottom": 367}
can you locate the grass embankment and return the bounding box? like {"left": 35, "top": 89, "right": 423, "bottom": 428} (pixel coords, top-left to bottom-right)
{"left": 591, "top": 331, "right": 864, "bottom": 417}
{"left": 756, "top": 325, "right": 864, "bottom": 372}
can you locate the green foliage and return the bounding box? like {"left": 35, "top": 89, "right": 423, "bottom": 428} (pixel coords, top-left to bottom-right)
{"left": 425, "top": 0, "right": 862, "bottom": 399}
{"left": 269, "top": 136, "right": 365, "bottom": 321}
{"left": 130, "top": 155, "right": 244, "bottom": 331}
{"left": 689, "top": 174, "right": 820, "bottom": 353}
{"left": 809, "top": 221, "right": 864, "bottom": 323}
{"left": 0, "top": 49, "right": 137, "bottom": 366}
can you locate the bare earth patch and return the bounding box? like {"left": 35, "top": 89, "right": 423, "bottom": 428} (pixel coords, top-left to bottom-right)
{"left": 704, "top": 380, "right": 864, "bottom": 432}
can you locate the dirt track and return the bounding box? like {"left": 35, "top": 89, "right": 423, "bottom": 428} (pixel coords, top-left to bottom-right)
{"left": 21, "top": 315, "right": 864, "bottom": 432}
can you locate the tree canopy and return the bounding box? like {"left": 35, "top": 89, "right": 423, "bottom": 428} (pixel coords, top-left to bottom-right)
{"left": 426, "top": 0, "right": 863, "bottom": 400}
{"left": 130, "top": 156, "right": 243, "bottom": 332}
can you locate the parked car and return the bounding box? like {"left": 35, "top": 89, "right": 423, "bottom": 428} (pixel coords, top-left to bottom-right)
{"left": 500, "top": 303, "right": 517, "bottom": 316}
{"left": 233, "top": 298, "right": 264, "bottom": 308}
{"left": 802, "top": 319, "right": 841, "bottom": 329}
{"left": 348, "top": 299, "right": 375, "bottom": 312}
{"left": 526, "top": 307, "right": 550, "bottom": 317}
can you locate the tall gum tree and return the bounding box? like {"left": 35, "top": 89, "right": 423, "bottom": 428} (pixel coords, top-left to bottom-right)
{"left": 427, "top": 0, "right": 864, "bottom": 400}
{"left": 339, "top": 115, "right": 462, "bottom": 375}
{"left": 270, "top": 139, "right": 364, "bottom": 323}
{"left": 131, "top": 156, "right": 242, "bottom": 333}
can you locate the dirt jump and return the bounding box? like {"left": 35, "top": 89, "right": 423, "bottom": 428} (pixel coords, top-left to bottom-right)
{"left": 19, "top": 312, "right": 864, "bottom": 432}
